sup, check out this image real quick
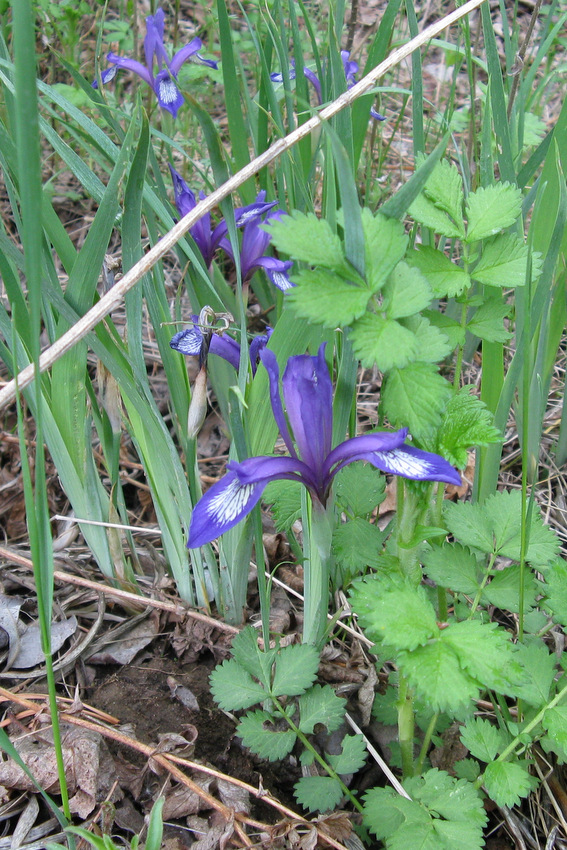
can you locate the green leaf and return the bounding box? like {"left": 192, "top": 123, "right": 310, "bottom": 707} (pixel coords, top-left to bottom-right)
{"left": 460, "top": 717, "right": 508, "bottom": 763}
{"left": 381, "top": 363, "right": 452, "bottom": 441}
{"left": 327, "top": 734, "right": 367, "bottom": 773}
{"left": 442, "top": 619, "right": 522, "bottom": 694}
{"left": 542, "top": 706, "right": 567, "bottom": 754}
{"left": 466, "top": 295, "right": 512, "bottom": 343}
{"left": 230, "top": 625, "right": 277, "bottom": 685}
{"left": 210, "top": 659, "right": 267, "bottom": 710}
{"left": 438, "top": 388, "right": 501, "bottom": 468}
{"left": 335, "top": 462, "right": 386, "bottom": 516}
{"left": 362, "top": 209, "right": 408, "bottom": 293}
{"left": 408, "top": 769, "right": 486, "bottom": 831}
{"left": 401, "top": 315, "right": 452, "bottom": 363}
{"left": 351, "top": 313, "right": 418, "bottom": 371}
{"left": 540, "top": 559, "right": 567, "bottom": 626}
{"left": 486, "top": 489, "right": 559, "bottom": 564}
{"left": 454, "top": 758, "right": 482, "bottom": 782}
{"left": 483, "top": 761, "right": 536, "bottom": 808}
{"left": 363, "top": 787, "right": 430, "bottom": 841}
{"left": 333, "top": 518, "right": 387, "bottom": 574}
{"left": 422, "top": 160, "right": 465, "bottom": 232}
{"left": 382, "top": 262, "right": 432, "bottom": 319}
{"left": 443, "top": 500, "right": 494, "bottom": 553}
{"left": 237, "top": 710, "right": 297, "bottom": 761}
{"left": 287, "top": 268, "right": 370, "bottom": 327}
{"left": 294, "top": 776, "right": 343, "bottom": 813}
{"left": 399, "top": 640, "right": 480, "bottom": 712}
{"left": 422, "top": 542, "right": 481, "bottom": 594}
{"left": 472, "top": 233, "right": 529, "bottom": 287}
{"left": 465, "top": 182, "right": 523, "bottom": 243}
{"left": 354, "top": 587, "right": 438, "bottom": 649}
{"left": 422, "top": 309, "right": 466, "bottom": 349}
{"left": 265, "top": 211, "right": 350, "bottom": 272}
{"left": 271, "top": 643, "right": 320, "bottom": 697}
{"left": 513, "top": 642, "right": 557, "bottom": 706}
{"left": 298, "top": 684, "right": 346, "bottom": 734}
{"left": 407, "top": 245, "right": 470, "bottom": 298}
{"left": 409, "top": 192, "right": 464, "bottom": 238}
{"left": 482, "top": 565, "right": 537, "bottom": 613}
{"left": 263, "top": 479, "right": 302, "bottom": 531}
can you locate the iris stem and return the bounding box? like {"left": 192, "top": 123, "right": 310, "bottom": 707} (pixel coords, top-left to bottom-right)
{"left": 303, "top": 496, "right": 334, "bottom": 647}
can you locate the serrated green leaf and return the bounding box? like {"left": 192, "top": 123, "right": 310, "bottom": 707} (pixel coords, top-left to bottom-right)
{"left": 210, "top": 659, "right": 267, "bottom": 710}
{"left": 265, "top": 211, "right": 348, "bottom": 271}
{"left": 354, "top": 587, "right": 438, "bottom": 649}
{"left": 513, "top": 642, "right": 557, "bottom": 706}
{"left": 454, "top": 758, "right": 482, "bottom": 781}
{"left": 485, "top": 489, "right": 559, "bottom": 564}
{"left": 335, "top": 462, "right": 386, "bottom": 516}
{"left": 327, "top": 734, "right": 367, "bottom": 774}
{"left": 472, "top": 233, "right": 529, "bottom": 287}
{"left": 422, "top": 160, "right": 465, "bottom": 232}
{"left": 363, "top": 787, "right": 430, "bottom": 840}
{"left": 351, "top": 313, "right": 418, "bottom": 370}
{"left": 294, "top": 776, "right": 343, "bottom": 813}
{"left": 465, "top": 182, "right": 523, "bottom": 243}
{"left": 298, "top": 684, "right": 345, "bottom": 734}
{"left": 422, "top": 310, "right": 466, "bottom": 349}
{"left": 229, "top": 625, "right": 277, "bottom": 685}
{"left": 407, "top": 246, "right": 470, "bottom": 298}
{"left": 362, "top": 208, "right": 408, "bottom": 293}
{"left": 409, "top": 192, "right": 464, "bottom": 238}
{"left": 443, "top": 500, "right": 494, "bottom": 553}
{"left": 236, "top": 710, "right": 297, "bottom": 761}
{"left": 287, "top": 268, "right": 370, "bottom": 327}
{"left": 409, "top": 769, "right": 487, "bottom": 829}
{"left": 382, "top": 262, "right": 432, "bottom": 319}
{"left": 483, "top": 761, "right": 536, "bottom": 807}
{"left": 466, "top": 295, "right": 512, "bottom": 343}
{"left": 441, "top": 619, "right": 523, "bottom": 694}
{"left": 542, "top": 706, "right": 567, "bottom": 753}
{"left": 263, "top": 479, "right": 302, "bottom": 531}
{"left": 333, "top": 518, "right": 387, "bottom": 574}
{"left": 482, "top": 565, "right": 537, "bottom": 613}
{"left": 401, "top": 315, "right": 452, "bottom": 363}
{"left": 422, "top": 542, "right": 481, "bottom": 594}
{"left": 540, "top": 559, "right": 567, "bottom": 626}
{"left": 271, "top": 643, "right": 319, "bottom": 697}
{"left": 460, "top": 717, "right": 508, "bottom": 763}
{"left": 399, "top": 641, "right": 479, "bottom": 712}
{"left": 381, "top": 363, "right": 452, "bottom": 441}
{"left": 438, "top": 388, "right": 501, "bottom": 468}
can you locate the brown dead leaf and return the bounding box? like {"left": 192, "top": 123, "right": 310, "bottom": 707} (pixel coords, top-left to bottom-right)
{"left": 87, "top": 612, "right": 159, "bottom": 665}
{"left": 216, "top": 777, "right": 249, "bottom": 815}
{"left": 161, "top": 784, "right": 202, "bottom": 820}
{"left": 0, "top": 724, "right": 121, "bottom": 818}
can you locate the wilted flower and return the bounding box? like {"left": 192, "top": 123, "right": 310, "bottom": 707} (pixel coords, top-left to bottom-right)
{"left": 271, "top": 50, "right": 385, "bottom": 121}
{"left": 187, "top": 344, "right": 460, "bottom": 548}
{"left": 93, "top": 8, "right": 218, "bottom": 118}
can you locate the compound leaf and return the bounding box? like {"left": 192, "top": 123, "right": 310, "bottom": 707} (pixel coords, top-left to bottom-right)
{"left": 287, "top": 268, "right": 370, "bottom": 327}
{"left": 298, "top": 684, "right": 346, "bottom": 734}
{"left": 294, "top": 776, "right": 343, "bottom": 813}
{"left": 472, "top": 233, "right": 529, "bottom": 287}
{"left": 465, "top": 183, "right": 522, "bottom": 243}
{"left": 265, "top": 211, "right": 348, "bottom": 271}
{"left": 362, "top": 209, "right": 408, "bottom": 293}
{"left": 483, "top": 761, "right": 536, "bottom": 808}
{"left": 271, "top": 643, "right": 319, "bottom": 697}
{"left": 327, "top": 734, "right": 367, "bottom": 774}
{"left": 236, "top": 710, "right": 296, "bottom": 761}
{"left": 407, "top": 245, "right": 470, "bottom": 298}
{"left": 351, "top": 313, "right": 418, "bottom": 371}
{"left": 438, "top": 388, "right": 501, "bottom": 468}
{"left": 382, "top": 262, "right": 432, "bottom": 319}
{"left": 381, "top": 363, "right": 452, "bottom": 441}
{"left": 460, "top": 717, "right": 508, "bottom": 763}
{"left": 209, "top": 659, "right": 267, "bottom": 711}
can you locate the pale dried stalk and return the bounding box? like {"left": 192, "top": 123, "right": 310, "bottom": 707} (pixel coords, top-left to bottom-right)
{"left": 0, "top": 0, "right": 487, "bottom": 412}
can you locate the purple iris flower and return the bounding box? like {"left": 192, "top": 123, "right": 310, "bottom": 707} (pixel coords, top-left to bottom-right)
{"left": 93, "top": 8, "right": 218, "bottom": 118}
{"left": 222, "top": 210, "right": 294, "bottom": 291}
{"left": 188, "top": 344, "right": 460, "bottom": 548}
{"left": 171, "top": 318, "right": 272, "bottom": 375}
{"left": 271, "top": 50, "right": 385, "bottom": 121}
{"left": 169, "top": 166, "right": 277, "bottom": 268}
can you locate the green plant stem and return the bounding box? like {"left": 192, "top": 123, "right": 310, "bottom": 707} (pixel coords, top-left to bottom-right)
{"left": 468, "top": 552, "right": 497, "bottom": 617}
{"left": 303, "top": 497, "right": 333, "bottom": 647}
{"left": 273, "top": 701, "right": 364, "bottom": 813}
{"left": 415, "top": 711, "right": 439, "bottom": 776}
{"left": 398, "top": 674, "right": 415, "bottom": 778}
{"left": 395, "top": 482, "right": 423, "bottom": 584}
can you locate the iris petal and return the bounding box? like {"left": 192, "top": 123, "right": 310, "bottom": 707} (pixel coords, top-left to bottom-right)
{"left": 188, "top": 471, "right": 266, "bottom": 548}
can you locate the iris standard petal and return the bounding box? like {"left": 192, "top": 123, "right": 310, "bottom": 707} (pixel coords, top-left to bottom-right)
{"left": 104, "top": 53, "right": 153, "bottom": 86}
{"left": 303, "top": 66, "right": 322, "bottom": 102}
{"left": 187, "top": 470, "right": 266, "bottom": 548}
{"left": 282, "top": 343, "right": 333, "bottom": 484}
{"left": 145, "top": 9, "right": 168, "bottom": 69}
{"left": 154, "top": 69, "right": 184, "bottom": 116}
{"left": 249, "top": 328, "right": 272, "bottom": 373}
{"left": 259, "top": 349, "right": 297, "bottom": 458}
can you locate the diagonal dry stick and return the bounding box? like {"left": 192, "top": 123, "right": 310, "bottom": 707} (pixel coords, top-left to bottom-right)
{"left": 0, "top": 0, "right": 487, "bottom": 412}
